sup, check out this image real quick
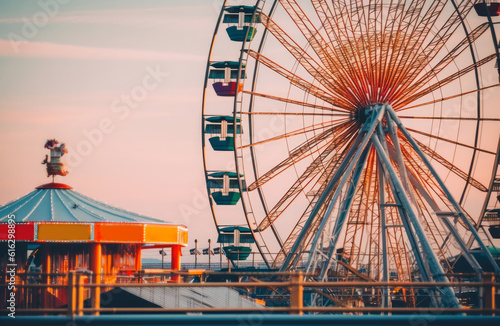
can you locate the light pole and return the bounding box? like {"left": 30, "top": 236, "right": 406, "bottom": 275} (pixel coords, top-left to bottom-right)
{"left": 159, "top": 248, "right": 165, "bottom": 269}
{"left": 159, "top": 248, "right": 167, "bottom": 281}
{"left": 208, "top": 239, "right": 212, "bottom": 270}
{"left": 194, "top": 239, "right": 198, "bottom": 269}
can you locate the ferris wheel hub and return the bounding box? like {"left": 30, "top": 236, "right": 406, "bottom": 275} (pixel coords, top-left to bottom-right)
{"left": 352, "top": 104, "right": 386, "bottom": 125}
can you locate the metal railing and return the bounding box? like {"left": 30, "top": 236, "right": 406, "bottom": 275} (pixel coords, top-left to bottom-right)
{"left": 1, "top": 271, "right": 498, "bottom": 316}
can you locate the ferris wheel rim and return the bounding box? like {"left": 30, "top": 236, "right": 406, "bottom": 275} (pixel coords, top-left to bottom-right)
{"left": 200, "top": 0, "right": 229, "bottom": 242}
{"left": 232, "top": 0, "right": 280, "bottom": 268}
{"left": 201, "top": 0, "right": 279, "bottom": 268}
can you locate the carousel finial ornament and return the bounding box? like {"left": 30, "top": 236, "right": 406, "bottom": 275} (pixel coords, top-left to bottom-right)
{"left": 42, "top": 139, "right": 69, "bottom": 181}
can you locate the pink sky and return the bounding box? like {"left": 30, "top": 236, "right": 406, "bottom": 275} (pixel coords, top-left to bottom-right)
{"left": 1, "top": 0, "right": 500, "bottom": 262}
{"left": 0, "top": 1, "right": 222, "bottom": 261}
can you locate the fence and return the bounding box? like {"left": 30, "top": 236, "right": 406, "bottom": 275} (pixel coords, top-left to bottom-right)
{"left": 0, "top": 271, "right": 498, "bottom": 316}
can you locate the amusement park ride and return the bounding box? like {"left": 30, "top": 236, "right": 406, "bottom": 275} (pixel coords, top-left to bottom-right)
{"left": 202, "top": 0, "right": 500, "bottom": 308}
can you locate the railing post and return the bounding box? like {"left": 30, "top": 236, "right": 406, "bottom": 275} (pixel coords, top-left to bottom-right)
{"left": 76, "top": 273, "right": 84, "bottom": 316}
{"left": 90, "top": 243, "right": 102, "bottom": 315}
{"left": 483, "top": 273, "right": 496, "bottom": 316}
{"left": 90, "top": 271, "right": 100, "bottom": 316}
{"left": 67, "top": 271, "right": 76, "bottom": 316}
{"left": 290, "top": 271, "right": 303, "bottom": 315}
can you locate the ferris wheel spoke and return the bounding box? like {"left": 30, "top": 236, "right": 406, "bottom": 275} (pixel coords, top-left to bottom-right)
{"left": 400, "top": 116, "right": 500, "bottom": 122}
{"left": 401, "top": 135, "right": 488, "bottom": 192}
{"left": 397, "top": 54, "right": 497, "bottom": 107}
{"left": 409, "top": 23, "right": 490, "bottom": 94}
{"left": 256, "top": 156, "right": 329, "bottom": 232}
{"left": 274, "top": 178, "right": 338, "bottom": 268}
{"left": 279, "top": 0, "right": 342, "bottom": 78}
{"left": 401, "top": 144, "right": 476, "bottom": 232}
{"left": 400, "top": 142, "right": 467, "bottom": 220}
{"left": 418, "top": 0, "right": 475, "bottom": 60}
{"left": 257, "top": 124, "right": 358, "bottom": 231}
{"left": 340, "top": 150, "right": 378, "bottom": 279}
{"left": 259, "top": 13, "right": 336, "bottom": 84}
{"left": 378, "top": 1, "right": 436, "bottom": 99}
{"left": 391, "top": 1, "right": 473, "bottom": 104}
{"left": 395, "top": 132, "right": 482, "bottom": 234}
{"left": 398, "top": 83, "right": 500, "bottom": 112}
{"left": 281, "top": 0, "right": 372, "bottom": 102}
{"left": 387, "top": 1, "right": 472, "bottom": 103}
{"left": 243, "top": 90, "right": 346, "bottom": 112}
{"left": 411, "top": 189, "right": 453, "bottom": 270}
{"left": 400, "top": 146, "right": 443, "bottom": 200}
{"left": 394, "top": 5, "right": 480, "bottom": 107}
{"left": 314, "top": 0, "right": 376, "bottom": 94}
{"left": 374, "top": 1, "right": 406, "bottom": 98}
{"left": 247, "top": 123, "right": 350, "bottom": 191}
{"left": 392, "top": 142, "right": 450, "bottom": 217}
{"left": 383, "top": 185, "right": 413, "bottom": 282}
{"left": 311, "top": 145, "right": 372, "bottom": 278}
{"left": 359, "top": 0, "right": 380, "bottom": 92}
{"left": 348, "top": 1, "right": 379, "bottom": 101}
{"left": 260, "top": 13, "right": 364, "bottom": 105}
{"left": 241, "top": 111, "right": 349, "bottom": 117}
{"left": 245, "top": 49, "right": 351, "bottom": 109}
{"left": 273, "top": 137, "right": 362, "bottom": 268}
{"left": 406, "top": 127, "right": 496, "bottom": 155}
{"left": 242, "top": 119, "right": 350, "bottom": 150}
{"left": 328, "top": 0, "right": 384, "bottom": 105}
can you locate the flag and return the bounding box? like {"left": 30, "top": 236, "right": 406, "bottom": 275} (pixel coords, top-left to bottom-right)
{"left": 213, "top": 247, "right": 221, "bottom": 255}
{"left": 159, "top": 249, "right": 167, "bottom": 257}
{"left": 203, "top": 248, "right": 215, "bottom": 255}
{"left": 190, "top": 248, "right": 201, "bottom": 255}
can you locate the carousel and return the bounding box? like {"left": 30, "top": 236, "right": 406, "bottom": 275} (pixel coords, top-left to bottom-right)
{"left": 0, "top": 140, "right": 188, "bottom": 309}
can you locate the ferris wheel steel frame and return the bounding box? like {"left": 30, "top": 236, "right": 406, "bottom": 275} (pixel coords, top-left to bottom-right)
{"left": 202, "top": 0, "right": 500, "bottom": 308}
{"left": 201, "top": 0, "right": 279, "bottom": 269}
{"left": 201, "top": 0, "right": 228, "bottom": 253}
{"left": 232, "top": 0, "right": 280, "bottom": 269}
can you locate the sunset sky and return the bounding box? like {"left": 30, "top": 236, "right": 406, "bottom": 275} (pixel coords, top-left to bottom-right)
{"left": 0, "top": 0, "right": 226, "bottom": 260}
{"left": 2, "top": 1, "right": 500, "bottom": 263}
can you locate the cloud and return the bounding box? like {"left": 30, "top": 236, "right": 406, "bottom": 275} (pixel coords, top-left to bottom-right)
{"left": 0, "top": 5, "right": 216, "bottom": 27}
{"left": 0, "top": 39, "right": 205, "bottom": 61}
{"left": 0, "top": 107, "right": 88, "bottom": 125}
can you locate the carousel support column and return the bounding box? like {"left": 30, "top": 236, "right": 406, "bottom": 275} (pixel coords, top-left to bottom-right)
{"left": 135, "top": 244, "right": 142, "bottom": 283}
{"left": 41, "top": 245, "right": 51, "bottom": 309}
{"left": 90, "top": 243, "right": 101, "bottom": 316}
{"left": 171, "top": 245, "right": 181, "bottom": 283}
{"left": 42, "top": 245, "right": 51, "bottom": 285}
{"left": 16, "top": 243, "right": 27, "bottom": 309}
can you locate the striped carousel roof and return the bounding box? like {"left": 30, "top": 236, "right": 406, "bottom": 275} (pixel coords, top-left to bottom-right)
{"left": 0, "top": 183, "right": 165, "bottom": 224}
{"left": 0, "top": 183, "right": 188, "bottom": 245}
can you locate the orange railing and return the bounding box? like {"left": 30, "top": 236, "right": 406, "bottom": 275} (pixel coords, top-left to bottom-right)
{"left": 0, "top": 271, "right": 498, "bottom": 316}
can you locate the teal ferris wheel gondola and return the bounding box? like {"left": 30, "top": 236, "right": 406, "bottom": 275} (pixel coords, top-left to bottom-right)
{"left": 207, "top": 172, "right": 246, "bottom": 205}
{"left": 218, "top": 226, "right": 254, "bottom": 261}
{"left": 204, "top": 116, "right": 242, "bottom": 151}
{"left": 223, "top": 5, "right": 261, "bottom": 42}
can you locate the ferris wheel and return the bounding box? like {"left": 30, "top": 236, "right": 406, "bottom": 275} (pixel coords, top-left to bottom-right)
{"left": 202, "top": 0, "right": 500, "bottom": 308}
